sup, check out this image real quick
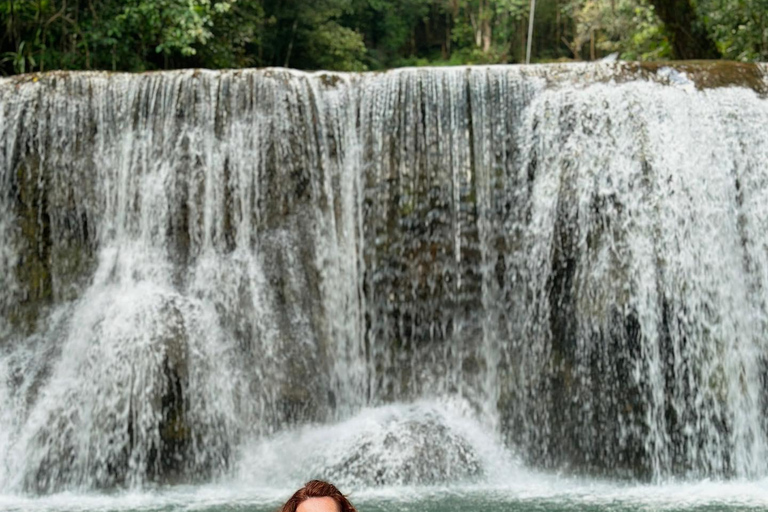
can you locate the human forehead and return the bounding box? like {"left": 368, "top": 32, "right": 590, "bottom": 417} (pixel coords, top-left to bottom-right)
{"left": 296, "top": 496, "right": 342, "bottom": 512}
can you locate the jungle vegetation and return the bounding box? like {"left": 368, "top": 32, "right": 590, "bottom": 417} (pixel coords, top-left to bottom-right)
{"left": 1, "top": 0, "right": 767, "bottom": 75}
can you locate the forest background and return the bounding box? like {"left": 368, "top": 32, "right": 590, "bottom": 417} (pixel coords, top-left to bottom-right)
{"left": 1, "top": 0, "right": 766, "bottom": 76}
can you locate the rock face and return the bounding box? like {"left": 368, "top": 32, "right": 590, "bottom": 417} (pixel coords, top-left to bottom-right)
{"left": 14, "top": 291, "right": 235, "bottom": 492}
{"left": 1, "top": 62, "right": 768, "bottom": 490}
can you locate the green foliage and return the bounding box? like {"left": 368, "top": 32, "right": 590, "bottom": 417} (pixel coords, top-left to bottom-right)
{"left": 363, "top": 0, "right": 431, "bottom": 61}
{"left": 698, "top": 0, "right": 768, "bottom": 60}
{"left": 0, "top": 0, "right": 261, "bottom": 72}
{"left": 305, "top": 21, "right": 367, "bottom": 70}
{"left": 563, "top": 0, "right": 672, "bottom": 60}
{"left": 1, "top": 40, "right": 35, "bottom": 74}
{"left": 0, "top": 0, "right": 764, "bottom": 75}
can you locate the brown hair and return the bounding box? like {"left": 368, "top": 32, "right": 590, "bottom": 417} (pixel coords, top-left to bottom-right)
{"left": 279, "top": 480, "right": 357, "bottom": 512}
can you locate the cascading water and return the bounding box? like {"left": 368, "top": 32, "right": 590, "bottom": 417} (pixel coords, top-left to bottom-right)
{"left": 1, "top": 62, "right": 768, "bottom": 494}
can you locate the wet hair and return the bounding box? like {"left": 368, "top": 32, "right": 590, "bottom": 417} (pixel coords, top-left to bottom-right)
{"left": 279, "top": 480, "right": 358, "bottom": 512}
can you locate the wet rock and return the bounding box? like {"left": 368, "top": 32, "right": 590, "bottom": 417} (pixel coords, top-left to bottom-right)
{"left": 10, "top": 155, "right": 95, "bottom": 338}
{"left": 20, "top": 294, "right": 231, "bottom": 492}
{"left": 323, "top": 411, "right": 482, "bottom": 486}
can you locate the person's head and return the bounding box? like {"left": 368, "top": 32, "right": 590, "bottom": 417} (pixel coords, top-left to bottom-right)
{"left": 279, "top": 480, "right": 357, "bottom": 512}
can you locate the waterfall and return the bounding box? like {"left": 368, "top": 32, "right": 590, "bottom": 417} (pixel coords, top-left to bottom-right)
{"left": 1, "top": 62, "right": 767, "bottom": 492}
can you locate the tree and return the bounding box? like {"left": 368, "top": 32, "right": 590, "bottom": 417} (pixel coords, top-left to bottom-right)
{"left": 645, "top": 0, "right": 720, "bottom": 58}
{"left": 1, "top": 0, "right": 766, "bottom": 76}
{"left": 698, "top": 0, "right": 768, "bottom": 61}
{"left": 562, "top": 0, "right": 671, "bottom": 60}
{"left": 0, "top": 0, "right": 264, "bottom": 74}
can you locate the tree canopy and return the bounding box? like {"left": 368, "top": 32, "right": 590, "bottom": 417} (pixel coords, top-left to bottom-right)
{"left": 1, "top": 0, "right": 766, "bottom": 75}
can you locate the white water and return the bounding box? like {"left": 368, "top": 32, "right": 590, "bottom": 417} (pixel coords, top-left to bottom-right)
{"left": 1, "top": 63, "right": 768, "bottom": 496}
{"left": 3, "top": 403, "right": 768, "bottom": 510}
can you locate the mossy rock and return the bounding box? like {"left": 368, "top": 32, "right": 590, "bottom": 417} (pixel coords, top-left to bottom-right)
{"left": 11, "top": 158, "right": 53, "bottom": 334}
{"left": 633, "top": 61, "right": 768, "bottom": 94}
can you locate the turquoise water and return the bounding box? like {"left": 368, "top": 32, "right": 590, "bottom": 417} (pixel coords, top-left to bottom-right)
{"left": 3, "top": 478, "right": 768, "bottom": 512}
